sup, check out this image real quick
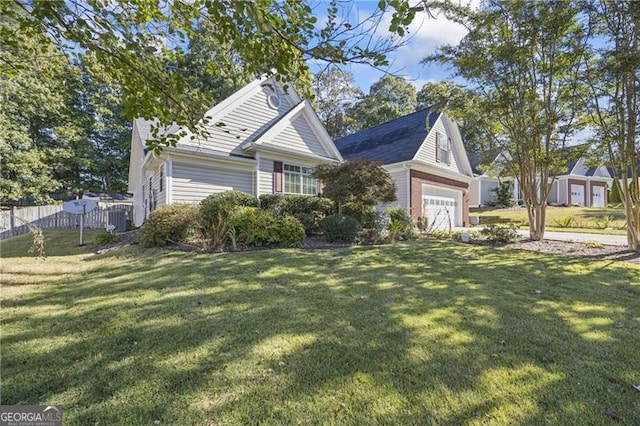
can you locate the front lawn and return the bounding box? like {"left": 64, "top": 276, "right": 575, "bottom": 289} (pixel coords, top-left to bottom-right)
{"left": 1, "top": 231, "right": 639, "bottom": 424}
{"left": 473, "top": 206, "right": 627, "bottom": 235}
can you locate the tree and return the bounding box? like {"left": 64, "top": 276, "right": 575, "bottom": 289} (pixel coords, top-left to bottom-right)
{"left": 416, "top": 80, "right": 490, "bottom": 153}
{"left": 314, "top": 159, "right": 396, "bottom": 223}
{"left": 428, "top": 0, "right": 589, "bottom": 241}
{"left": 0, "top": 13, "right": 80, "bottom": 204}
{"left": 312, "top": 68, "right": 362, "bottom": 139}
{"left": 77, "top": 58, "right": 132, "bottom": 194}
{"left": 350, "top": 75, "right": 418, "bottom": 131}
{"left": 2, "top": 0, "right": 424, "bottom": 152}
{"left": 584, "top": 0, "right": 640, "bottom": 252}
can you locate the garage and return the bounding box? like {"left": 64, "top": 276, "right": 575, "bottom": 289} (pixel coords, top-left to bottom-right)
{"left": 570, "top": 184, "right": 585, "bottom": 206}
{"left": 421, "top": 185, "right": 463, "bottom": 230}
{"left": 592, "top": 185, "right": 605, "bottom": 208}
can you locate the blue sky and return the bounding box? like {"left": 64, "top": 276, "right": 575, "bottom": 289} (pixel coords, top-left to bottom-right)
{"left": 309, "top": 1, "right": 473, "bottom": 93}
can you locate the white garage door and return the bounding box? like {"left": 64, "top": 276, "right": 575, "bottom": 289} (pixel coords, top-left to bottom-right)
{"left": 571, "top": 184, "right": 585, "bottom": 206}
{"left": 421, "top": 185, "right": 463, "bottom": 231}
{"left": 592, "top": 186, "right": 605, "bottom": 208}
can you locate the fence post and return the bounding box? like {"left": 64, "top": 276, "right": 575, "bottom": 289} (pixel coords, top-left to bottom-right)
{"left": 10, "top": 206, "right": 16, "bottom": 236}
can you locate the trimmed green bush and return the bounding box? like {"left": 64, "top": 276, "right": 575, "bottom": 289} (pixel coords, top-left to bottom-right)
{"left": 276, "top": 215, "right": 306, "bottom": 247}
{"left": 234, "top": 207, "right": 278, "bottom": 247}
{"left": 480, "top": 223, "right": 519, "bottom": 244}
{"left": 140, "top": 204, "right": 200, "bottom": 247}
{"left": 200, "top": 191, "right": 258, "bottom": 251}
{"left": 259, "top": 194, "right": 334, "bottom": 235}
{"left": 234, "top": 207, "right": 305, "bottom": 248}
{"left": 321, "top": 214, "right": 361, "bottom": 243}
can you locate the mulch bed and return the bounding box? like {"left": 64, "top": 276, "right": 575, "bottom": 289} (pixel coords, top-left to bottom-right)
{"left": 96, "top": 230, "right": 640, "bottom": 264}
{"left": 503, "top": 238, "right": 640, "bottom": 264}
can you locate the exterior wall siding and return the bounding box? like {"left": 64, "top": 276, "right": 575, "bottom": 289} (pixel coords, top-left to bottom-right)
{"left": 413, "top": 117, "right": 463, "bottom": 175}
{"left": 258, "top": 157, "right": 274, "bottom": 195}
{"left": 178, "top": 86, "right": 292, "bottom": 156}
{"left": 386, "top": 169, "right": 409, "bottom": 208}
{"left": 548, "top": 180, "right": 558, "bottom": 203}
{"left": 480, "top": 180, "right": 498, "bottom": 205}
{"left": 558, "top": 178, "right": 568, "bottom": 205}
{"left": 171, "top": 159, "right": 254, "bottom": 203}
{"left": 264, "top": 115, "right": 330, "bottom": 158}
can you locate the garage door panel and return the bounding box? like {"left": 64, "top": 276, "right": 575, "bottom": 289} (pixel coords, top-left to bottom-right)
{"left": 421, "top": 184, "right": 463, "bottom": 230}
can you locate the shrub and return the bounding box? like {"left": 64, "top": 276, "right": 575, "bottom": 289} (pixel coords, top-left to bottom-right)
{"left": 200, "top": 191, "right": 258, "bottom": 251}
{"left": 480, "top": 223, "right": 519, "bottom": 244}
{"left": 387, "top": 207, "right": 417, "bottom": 241}
{"left": 487, "top": 180, "right": 515, "bottom": 208}
{"left": 359, "top": 209, "right": 390, "bottom": 244}
{"left": 553, "top": 215, "right": 575, "bottom": 228}
{"left": 258, "top": 194, "right": 282, "bottom": 211}
{"left": 321, "top": 214, "right": 361, "bottom": 243}
{"left": 594, "top": 215, "right": 614, "bottom": 230}
{"left": 140, "top": 204, "right": 200, "bottom": 247}
{"left": 276, "top": 215, "right": 306, "bottom": 247}
{"left": 234, "top": 207, "right": 278, "bottom": 246}
{"left": 234, "top": 207, "right": 306, "bottom": 248}
{"left": 95, "top": 230, "right": 117, "bottom": 245}
{"left": 259, "top": 194, "right": 334, "bottom": 235}
{"left": 585, "top": 240, "right": 604, "bottom": 249}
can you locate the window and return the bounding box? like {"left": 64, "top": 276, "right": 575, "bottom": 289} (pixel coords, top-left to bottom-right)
{"left": 284, "top": 164, "right": 317, "bottom": 195}
{"left": 159, "top": 165, "right": 164, "bottom": 192}
{"left": 437, "top": 132, "right": 450, "bottom": 164}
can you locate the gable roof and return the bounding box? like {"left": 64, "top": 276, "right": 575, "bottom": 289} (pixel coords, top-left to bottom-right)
{"left": 468, "top": 148, "right": 503, "bottom": 175}
{"left": 335, "top": 107, "right": 440, "bottom": 164}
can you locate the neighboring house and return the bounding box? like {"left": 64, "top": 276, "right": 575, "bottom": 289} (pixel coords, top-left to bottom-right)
{"left": 468, "top": 151, "right": 518, "bottom": 208}
{"left": 549, "top": 157, "right": 612, "bottom": 207}
{"left": 335, "top": 108, "right": 475, "bottom": 230}
{"left": 128, "top": 77, "right": 343, "bottom": 227}
{"left": 469, "top": 149, "right": 613, "bottom": 208}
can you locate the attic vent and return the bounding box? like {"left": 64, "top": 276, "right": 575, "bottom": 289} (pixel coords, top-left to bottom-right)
{"left": 267, "top": 93, "right": 280, "bottom": 109}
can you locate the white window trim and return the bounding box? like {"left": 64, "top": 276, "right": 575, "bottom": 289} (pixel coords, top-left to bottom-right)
{"left": 283, "top": 163, "right": 317, "bottom": 196}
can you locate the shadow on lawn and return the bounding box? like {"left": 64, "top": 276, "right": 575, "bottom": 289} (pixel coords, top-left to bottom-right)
{"left": 1, "top": 241, "right": 639, "bottom": 424}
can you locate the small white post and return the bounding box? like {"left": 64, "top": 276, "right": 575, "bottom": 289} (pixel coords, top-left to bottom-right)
{"left": 79, "top": 205, "right": 86, "bottom": 246}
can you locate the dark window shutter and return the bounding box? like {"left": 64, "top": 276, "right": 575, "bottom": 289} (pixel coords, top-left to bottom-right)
{"left": 447, "top": 137, "right": 452, "bottom": 165}
{"left": 435, "top": 132, "right": 441, "bottom": 162}
{"left": 273, "top": 161, "right": 283, "bottom": 194}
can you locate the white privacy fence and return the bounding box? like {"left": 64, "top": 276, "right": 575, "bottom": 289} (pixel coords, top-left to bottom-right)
{"left": 0, "top": 204, "right": 133, "bottom": 239}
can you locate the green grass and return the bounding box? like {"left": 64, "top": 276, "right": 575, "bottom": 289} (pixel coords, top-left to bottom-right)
{"left": 473, "top": 206, "right": 627, "bottom": 235}
{"left": 1, "top": 229, "right": 102, "bottom": 257}
{"left": 1, "top": 231, "right": 639, "bottom": 424}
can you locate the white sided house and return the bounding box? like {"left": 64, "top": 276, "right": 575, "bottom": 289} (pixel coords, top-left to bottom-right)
{"left": 128, "top": 77, "right": 342, "bottom": 227}
{"left": 469, "top": 149, "right": 613, "bottom": 208}
{"left": 335, "top": 108, "right": 475, "bottom": 230}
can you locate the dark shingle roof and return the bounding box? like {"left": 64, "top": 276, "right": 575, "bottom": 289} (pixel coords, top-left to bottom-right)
{"left": 468, "top": 148, "right": 502, "bottom": 175}
{"left": 334, "top": 108, "right": 440, "bottom": 164}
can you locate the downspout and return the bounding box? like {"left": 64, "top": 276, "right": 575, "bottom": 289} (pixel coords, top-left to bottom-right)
{"left": 165, "top": 157, "right": 173, "bottom": 205}
{"left": 256, "top": 152, "right": 261, "bottom": 197}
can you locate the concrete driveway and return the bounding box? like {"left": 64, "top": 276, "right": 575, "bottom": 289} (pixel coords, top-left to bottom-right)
{"left": 455, "top": 227, "right": 628, "bottom": 246}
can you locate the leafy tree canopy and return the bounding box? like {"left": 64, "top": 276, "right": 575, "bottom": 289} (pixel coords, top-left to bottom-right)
{"left": 314, "top": 159, "right": 396, "bottom": 218}
{"left": 312, "top": 68, "right": 362, "bottom": 139}
{"left": 1, "top": 0, "right": 424, "bottom": 152}
{"left": 350, "top": 74, "right": 417, "bottom": 131}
